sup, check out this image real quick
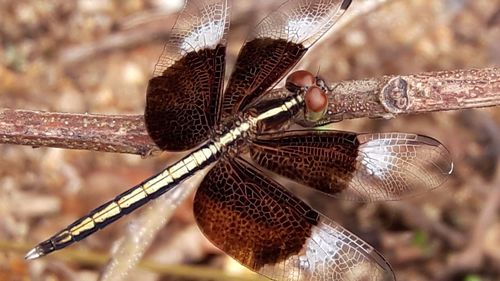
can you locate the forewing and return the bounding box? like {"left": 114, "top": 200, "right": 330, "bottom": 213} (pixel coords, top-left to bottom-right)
{"left": 193, "top": 157, "right": 394, "bottom": 280}
{"left": 251, "top": 130, "right": 453, "bottom": 202}
{"left": 221, "top": 0, "right": 352, "bottom": 118}
{"left": 145, "top": 0, "right": 229, "bottom": 151}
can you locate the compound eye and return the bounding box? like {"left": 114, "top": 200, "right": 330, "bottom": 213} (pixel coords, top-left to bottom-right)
{"left": 304, "top": 85, "right": 328, "bottom": 122}
{"left": 285, "top": 70, "right": 315, "bottom": 92}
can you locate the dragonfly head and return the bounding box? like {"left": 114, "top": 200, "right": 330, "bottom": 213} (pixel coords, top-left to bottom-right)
{"left": 286, "top": 70, "right": 328, "bottom": 123}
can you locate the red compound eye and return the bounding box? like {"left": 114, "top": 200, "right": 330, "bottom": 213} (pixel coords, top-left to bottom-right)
{"left": 305, "top": 86, "right": 328, "bottom": 113}
{"left": 285, "top": 70, "right": 328, "bottom": 122}
{"left": 286, "top": 70, "right": 315, "bottom": 91}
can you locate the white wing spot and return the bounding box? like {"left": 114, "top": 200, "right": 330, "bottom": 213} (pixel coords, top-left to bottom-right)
{"left": 181, "top": 19, "right": 225, "bottom": 52}
{"left": 286, "top": 17, "right": 318, "bottom": 43}
{"left": 359, "top": 138, "right": 394, "bottom": 178}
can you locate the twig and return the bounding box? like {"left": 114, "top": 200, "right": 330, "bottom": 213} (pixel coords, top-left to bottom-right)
{"left": 325, "top": 67, "right": 500, "bottom": 122}
{"left": 0, "top": 109, "right": 158, "bottom": 156}
{"left": 1, "top": 67, "right": 498, "bottom": 152}
{"left": 58, "top": 17, "right": 176, "bottom": 66}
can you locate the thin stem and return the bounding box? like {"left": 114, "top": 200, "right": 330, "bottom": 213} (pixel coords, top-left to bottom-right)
{"left": 0, "top": 109, "right": 158, "bottom": 156}
{"left": 1, "top": 67, "right": 498, "bottom": 154}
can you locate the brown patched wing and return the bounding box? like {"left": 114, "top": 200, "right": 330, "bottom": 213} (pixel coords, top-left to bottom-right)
{"left": 194, "top": 157, "right": 394, "bottom": 280}
{"left": 250, "top": 130, "right": 453, "bottom": 202}
{"left": 221, "top": 0, "right": 352, "bottom": 118}
{"left": 145, "top": 0, "right": 229, "bottom": 151}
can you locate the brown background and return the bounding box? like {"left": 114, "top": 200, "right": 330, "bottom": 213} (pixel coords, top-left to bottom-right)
{"left": 0, "top": 0, "right": 499, "bottom": 280}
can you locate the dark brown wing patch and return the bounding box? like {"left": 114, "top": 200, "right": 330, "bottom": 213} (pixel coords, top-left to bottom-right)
{"left": 144, "top": 0, "right": 229, "bottom": 151}
{"left": 251, "top": 130, "right": 453, "bottom": 202}
{"left": 251, "top": 129, "right": 359, "bottom": 195}
{"left": 222, "top": 38, "right": 307, "bottom": 117}
{"left": 145, "top": 45, "right": 225, "bottom": 151}
{"left": 193, "top": 157, "right": 318, "bottom": 270}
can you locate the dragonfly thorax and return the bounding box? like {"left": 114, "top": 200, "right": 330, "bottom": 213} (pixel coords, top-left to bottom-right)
{"left": 210, "top": 114, "right": 255, "bottom": 157}
{"left": 211, "top": 89, "right": 306, "bottom": 157}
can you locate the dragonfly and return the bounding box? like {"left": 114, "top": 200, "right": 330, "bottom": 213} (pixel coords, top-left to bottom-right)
{"left": 25, "top": 0, "right": 453, "bottom": 280}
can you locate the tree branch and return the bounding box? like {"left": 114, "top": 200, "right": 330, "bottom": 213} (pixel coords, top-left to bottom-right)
{"left": 324, "top": 67, "right": 500, "bottom": 122}
{"left": 0, "top": 67, "right": 498, "bottom": 155}
{"left": 0, "top": 110, "right": 158, "bottom": 156}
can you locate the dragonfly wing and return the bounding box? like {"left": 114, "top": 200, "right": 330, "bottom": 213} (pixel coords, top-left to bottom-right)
{"left": 145, "top": 0, "right": 229, "bottom": 151}
{"left": 221, "top": 0, "right": 352, "bottom": 119}
{"left": 193, "top": 156, "right": 394, "bottom": 280}
{"left": 250, "top": 130, "right": 453, "bottom": 201}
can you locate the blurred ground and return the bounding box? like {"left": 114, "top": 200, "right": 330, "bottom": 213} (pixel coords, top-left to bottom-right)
{"left": 0, "top": 0, "right": 499, "bottom": 280}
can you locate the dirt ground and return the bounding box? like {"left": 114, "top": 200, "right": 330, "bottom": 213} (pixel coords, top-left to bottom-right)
{"left": 0, "top": 0, "right": 499, "bottom": 280}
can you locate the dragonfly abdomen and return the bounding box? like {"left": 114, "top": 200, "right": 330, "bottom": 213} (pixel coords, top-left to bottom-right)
{"left": 25, "top": 141, "right": 222, "bottom": 260}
